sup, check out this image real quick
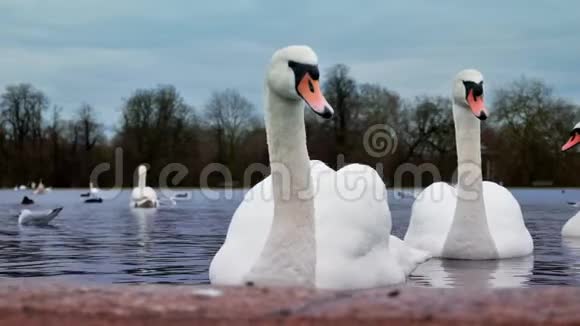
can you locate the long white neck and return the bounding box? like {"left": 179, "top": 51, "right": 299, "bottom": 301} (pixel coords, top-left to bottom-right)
{"left": 453, "top": 102, "right": 483, "bottom": 197}
{"left": 245, "top": 86, "right": 316, "bottom": 287}
{"left": 138, "top": 171, "right": 146, "bottom": 196}
{"left": 266, "top": 90, "right": 313, "bottom": 207}
{"left": 442, "top": 102, "right": 497, "bottom": 259}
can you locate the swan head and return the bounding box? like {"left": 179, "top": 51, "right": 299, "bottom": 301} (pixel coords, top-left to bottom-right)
{"left": 138, "top": 165, "right": 147, "bottom": 176}
{"left": 267, "top": 45, "right": 334, "bottom": 119}
{"left": 453, "top": 69, "right": 487, "bottom": 120}
{"left": 562, "top": 122, "right": 580, "bottom": 151}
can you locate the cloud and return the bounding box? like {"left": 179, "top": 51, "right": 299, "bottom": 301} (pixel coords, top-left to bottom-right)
{"left": 0, "top": 0, "right": 577, "bottom": 124}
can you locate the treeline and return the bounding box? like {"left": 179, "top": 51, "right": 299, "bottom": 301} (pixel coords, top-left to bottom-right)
{"left": 0, "top": 65, "right": 578, "bottom": 188}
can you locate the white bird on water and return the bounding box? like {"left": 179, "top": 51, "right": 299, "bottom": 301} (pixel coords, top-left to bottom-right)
{"left": 33, "top": 180, "right": 51, "bottom": 195}
{"left": 18, "top": 207, "right": 63, "bottom": 226}
{"left": 131, "top": 165, "right": 158, "bottom": 208}
{"left": 210, "top": 45, "right": 430, "bottom": 290}
{"left": 560, "top": 123, "right": 580, "bottom": 237}
{"left": 404, "top": 69, "right": 533, "bottom": 260}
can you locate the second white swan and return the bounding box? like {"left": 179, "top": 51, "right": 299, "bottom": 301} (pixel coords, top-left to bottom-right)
{"left": 560, "top": 122, "right": 580, "bottom": 237}
{"left": 131, "top": 165, "right": 158, "bottom": 208}
{"left": 404, "top": 69, "right": 533, "bottom": 259}
{"left": 209, "top": 45, "right": 430, "bottom": 289}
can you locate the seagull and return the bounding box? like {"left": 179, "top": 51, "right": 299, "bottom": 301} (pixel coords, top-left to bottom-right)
{"left": 18, "top": 207, "right": 63, "bottom": 226}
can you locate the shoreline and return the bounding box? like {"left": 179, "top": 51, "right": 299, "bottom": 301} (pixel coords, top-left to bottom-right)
{"left": 0, "top": 280, "right": 578, "bottom": 325}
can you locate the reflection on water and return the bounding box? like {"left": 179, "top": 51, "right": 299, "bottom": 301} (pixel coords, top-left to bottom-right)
{"left": 562, "top": 237, "right": 580, "bottom": 283}
{"left": 410, "top": 257, "right": 533, "bottom": 288}
{"left": 130, "top": 208, "right": 156, "bottom": 252}
{"left": 1, "top": 188, "right": 580, "bottom": 287}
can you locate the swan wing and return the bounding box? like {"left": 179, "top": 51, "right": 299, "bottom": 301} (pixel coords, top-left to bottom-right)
{"left": 483, "top": 181, "right": 533, "bottom": 257}
{"left": 143, "top": 187, "right": 158, "bottom": 201}
{"left": 131, "top": 187, "right": 142, "bottom": 200}
{"left": 131, "top": 187, "right": 158, "bottom": 207}
{"left": 209, "top": 176, "right": 274, "bottom": 285}
{"left": 389, "top": 235, "right": 431, "bottom": 275}
{"left": 315, "top": 163, "right": 407, "bottom": 289}
{"left": 562, "top": 211, "right": 580, "bottom": 237}
{"left": 404, "top": 182, "right": 456, "bottom": 256}
{"left": 210, "top": 160, "right": 332, "bottom": 285}
{"left": 211, "top": 161, "right": 423, "bottom": 288}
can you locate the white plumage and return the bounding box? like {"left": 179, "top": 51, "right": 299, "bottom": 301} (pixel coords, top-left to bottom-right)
{"left": 210, "top": 45, "right": 429, "bottom": 289}
{"left": 18, "top": 207, "right": 63, "bottom": 226}
{"left": 404, "top": 69, "right": 533, "bottom": 259}
{"left": 131, "top": 165, "right": 158, "bottom": 208}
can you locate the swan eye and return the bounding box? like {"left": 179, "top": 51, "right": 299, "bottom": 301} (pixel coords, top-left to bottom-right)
{"left": 462, "top": 81, "right": 484, "bottom": 101}
{"left": 287, "top": 60, "right": 320, "bottom": 86}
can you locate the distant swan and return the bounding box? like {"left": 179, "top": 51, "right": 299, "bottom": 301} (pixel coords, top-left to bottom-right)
{"left": 404, "top": 69, "right": 533, "bottom": 259}
{"left": 81, "top": 182, "right": 100, "bottom": 198}
{"left": 19, "top": 207, "right": 63, "bottom": 226}
{"left": 33, "top": 180, "right": 47, "bottom": 195}
{"left": 131, "top": 165, "right": 158, "bottom": 208}
{"left": 560, "top": 122, "right": 580, "bottom": 237}
{"left": 90, "top": 181, "right": 99, "bottom": 194}
{"left": 209, "top": 45, "right": 430, "bottom": 289}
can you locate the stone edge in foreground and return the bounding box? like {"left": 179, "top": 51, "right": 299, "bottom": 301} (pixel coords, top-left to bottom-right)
{"left": 0, "top": 280, "right": 579, "bottom": 325}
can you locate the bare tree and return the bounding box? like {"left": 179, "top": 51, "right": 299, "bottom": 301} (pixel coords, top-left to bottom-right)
{"left": 120, "top": 85, "right": 194, "bottom": 157}
{"left": 0, "top": 84, "right": 48, "bottom": 150}
{"left": 118, "top": 84, "right": 198, "bottom": 186}
{"left": 357, "top": 83, "right": 401, "bottom": 126}
{"left": 493, "top": 77, "right": 579, "bottom": 185}
{"left": 47, "top": 106, "right": 63, "bottom": 185}
{"left": 399, "top": 96, "right": 454, "bottom": 162}
{"left": 323, "top": 64, "right": 358, "bottom": 159}
{"left": 77, "top": 103, "right": 103, "bottom": 152}
{"left": 204, "top": 89, "right": 257, "bottom": 167}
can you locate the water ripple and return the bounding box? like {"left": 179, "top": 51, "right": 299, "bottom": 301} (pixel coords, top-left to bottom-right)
{"left": 0, "top": 188, "right": 579, "bottom": 287}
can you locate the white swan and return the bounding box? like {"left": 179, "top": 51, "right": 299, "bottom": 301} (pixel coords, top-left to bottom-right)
{"left": 90, "top": 181, "right": 99, "bottom": 195}
{"left": 80, "top": 182, "right": 99, "bottom": 197}
{"left": 33, "top": 180, "right": 46, "bottom": 195}
{"left": 404, "top": 69, "right": 533, "bottom": 259}
{"left": 19, "top": 207, "right": 63, "bottom": 226}
{"left": 131, "top": 165, "right": 158, "bottom": 208}
{"left": 560, "top": 122, "right": 580, "bottom": 237}
{"left": 209, "top": 45, "right": 430, "bottom": 289}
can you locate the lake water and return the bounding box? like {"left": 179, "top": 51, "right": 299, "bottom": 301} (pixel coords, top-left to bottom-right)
{"left": 1, "top": 188, "right": 580, "bottom": 287}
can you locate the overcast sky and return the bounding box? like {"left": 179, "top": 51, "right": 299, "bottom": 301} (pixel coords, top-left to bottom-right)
{"left": 0, "top": 0, "right": 578, "bottom": 127}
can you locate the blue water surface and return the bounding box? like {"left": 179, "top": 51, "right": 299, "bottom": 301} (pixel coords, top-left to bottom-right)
{"left": 0, "top": 188, "right": 579, "bottom": 287}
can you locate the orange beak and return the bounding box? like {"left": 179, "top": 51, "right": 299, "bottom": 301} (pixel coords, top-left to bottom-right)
{"left": 296, "top": 73, "right": 334, "bottom": 119}
{"left": 562, "top": 134, "right": 580, "bottom": 152}
{"left": 467, "top": 89, "right": 487, "bottom": 120}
